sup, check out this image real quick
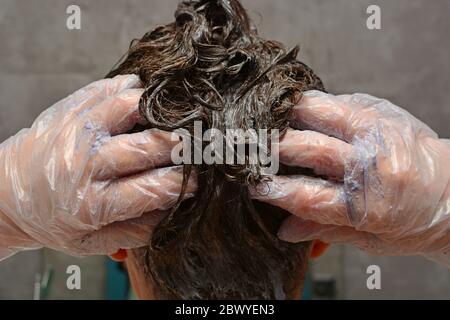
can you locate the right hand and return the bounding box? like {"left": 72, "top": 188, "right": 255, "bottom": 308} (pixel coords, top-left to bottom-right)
{"left": 0, "top": 75, "right": 196, "bottom": 259}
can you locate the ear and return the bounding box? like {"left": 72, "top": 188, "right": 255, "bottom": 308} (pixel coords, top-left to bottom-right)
{"left": 109, "top": 249, "right": 128, "bottom": 262}
{"left": 310, "top": 240, "right": 329, "bottom": 259}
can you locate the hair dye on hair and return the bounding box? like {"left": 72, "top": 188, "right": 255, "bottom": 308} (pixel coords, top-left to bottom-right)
{"left": 107, "top": 0, "right": 325, "bottom": 299}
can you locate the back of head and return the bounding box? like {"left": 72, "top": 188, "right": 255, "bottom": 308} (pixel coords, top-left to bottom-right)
{"left": 107, "top": 0, "right": 325, "bottom": 299}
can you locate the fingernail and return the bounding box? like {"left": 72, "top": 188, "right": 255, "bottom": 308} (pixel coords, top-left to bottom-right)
{"left": 303, "top": 90, "right": 325, "bottom": 99}
{"left": 116, "top": 74, "right": 141, "bottom": 89}
{"left": 278, "top": 219, "right": 312, "bottom": 243}
{"left": 277, "top": 227, "right": 299, "bottom": 243}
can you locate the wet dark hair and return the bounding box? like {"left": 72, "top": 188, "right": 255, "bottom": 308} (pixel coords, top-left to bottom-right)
{"left": 106, "top": 0, "right": 325, "bottom": 299}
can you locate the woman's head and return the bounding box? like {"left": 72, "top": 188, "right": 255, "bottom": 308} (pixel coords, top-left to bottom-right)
{"left": 107, "top": 0, "right": 325, "bottom": 299}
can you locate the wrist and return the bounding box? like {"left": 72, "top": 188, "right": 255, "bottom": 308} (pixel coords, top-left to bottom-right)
{"left": 0, "top": 136, "right": 16, "bottom": 218}
{"left": 0, "top": 135, "right": 40, "bottom": 257}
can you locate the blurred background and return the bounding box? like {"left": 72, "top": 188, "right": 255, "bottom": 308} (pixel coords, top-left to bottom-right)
{"left": 0, "top": 0, "right": 449, "bottom": 299}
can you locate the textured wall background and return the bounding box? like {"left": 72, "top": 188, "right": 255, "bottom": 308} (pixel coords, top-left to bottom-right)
{"left": 0, "top": 0, "right": 449, "bottom": 299}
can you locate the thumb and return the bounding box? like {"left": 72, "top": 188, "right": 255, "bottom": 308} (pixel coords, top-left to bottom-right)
{"left": 278, "top": 216, "right": 433, "bottom": 256}
{"left": 278, "top": 216, "right": 343, "bottom": 242}
{"left": 279, "top": 216, "right": 409, "bottom": 256}
{"left": 279, "top": 216, "right": 384, "bottom": 254}
{"left": 70, "top": 210, "right": 168, "bottom": 256}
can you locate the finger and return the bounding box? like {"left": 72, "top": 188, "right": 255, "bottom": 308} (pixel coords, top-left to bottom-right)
{"left": 67, "top": 75, "right": 142, "bottom": 115}
{"left": 89, "top": 74, "right": 141, "bottom": 99}
{"left": 290, "top": 90, "right": 358, "bottom": 142}
{"left": 278, "top": 129, "right": 355, "bottom": 179}
{"left": 251, "top": 175, "right": 351, "bottom": 227}
{"left": 98, "top": 166, "right": 197, "bottom": 225}
{"left": 279, "top": 216, "right": 358, "bottom": 243}
{"left": 73, "top": 210, "right": 168, "bottom": 255}
{"left": 87, "top": 88, "right": 146, "bottom": 135}
{"left": 92, "top": 129, "right": 180, "bottom": 180}
{"left": 278, "top": 216, "right": 389, "bottom": 255}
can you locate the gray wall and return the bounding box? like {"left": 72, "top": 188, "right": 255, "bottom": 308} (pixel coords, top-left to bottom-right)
{"left": 0, "top": 0, "right": 449, "bottom": 299}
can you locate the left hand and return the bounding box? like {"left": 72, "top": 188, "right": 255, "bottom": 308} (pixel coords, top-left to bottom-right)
{"left": 252, "top": 91, "right": 450, "bottom": 263}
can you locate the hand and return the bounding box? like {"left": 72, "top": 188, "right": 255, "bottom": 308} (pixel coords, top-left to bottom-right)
{"left": 252, "top": 91, "right": 450, "bottom": 264}
{"left": 0, "top": 75, "right": 196, "bottom": 259}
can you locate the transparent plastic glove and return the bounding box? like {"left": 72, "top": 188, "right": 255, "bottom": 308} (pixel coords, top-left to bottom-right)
{"left": 0, "top": 75, "right": 196, "bottom": 260}
{"left": 253, "top": 91, "right": 450, "bottom": 265}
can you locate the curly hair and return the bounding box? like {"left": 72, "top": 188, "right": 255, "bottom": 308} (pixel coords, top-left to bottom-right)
{"left": 107, "top": 0, "right": 325, "bottom": 299}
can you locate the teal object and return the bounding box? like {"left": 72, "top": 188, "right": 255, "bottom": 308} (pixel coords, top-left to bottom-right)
{"left": 106, "top": 259, "right": 129, "bottom": 300}
{"left": 301, "top": 269, "right": 313, "bottom": 300}
{"left": 36, "top": 265, "right": 53, "bottom": 300}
